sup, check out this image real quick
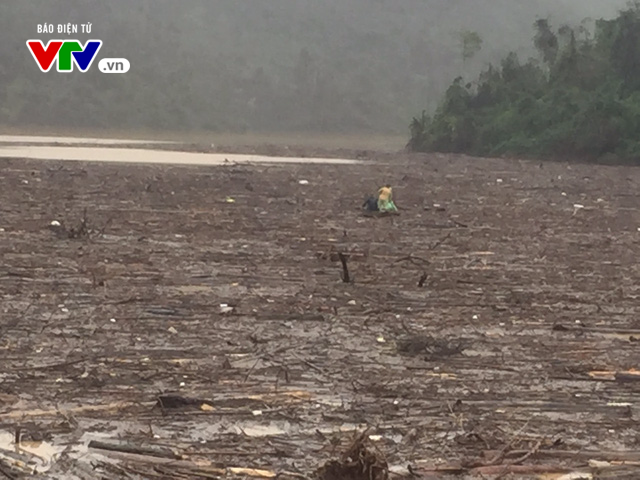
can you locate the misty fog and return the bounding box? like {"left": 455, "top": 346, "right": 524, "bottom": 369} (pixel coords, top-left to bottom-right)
{"left": 1, "top": 0, "right": 629, "bottom": 135}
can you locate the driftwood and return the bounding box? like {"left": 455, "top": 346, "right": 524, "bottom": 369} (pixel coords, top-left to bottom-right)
{"left": 614, "top": 372, "right": 640, "bottom": 383}
{"left": 483, "top": 449, "right": 640, "bottom": 462}
{"left": 338, "top": 253, "right": 350, "bottom": 283}
{"left": 414, "top": 463, "right": 572, "bottom": 476}
{"left": 472, "top": 464, "right": 572, "bottom": 475}
{"left": 0, "top": 401, "right": 156, "bottom": 419}
{"left": 88, "top": 440, "right": 180, "bottom": 459}
{"left": 0, "top": 460, "right": 17, "bottom": 480}
{"left": 87, "top": 448, "right": 277, "bottom": 478}
{"left": 156, "top": 394, "right": 214, "bottom": 410}
{"left": 416, "top": 447, "right": 640, "bottom": 477}
{"left": 255, "top": 313, "right": 325, "bottom": 322}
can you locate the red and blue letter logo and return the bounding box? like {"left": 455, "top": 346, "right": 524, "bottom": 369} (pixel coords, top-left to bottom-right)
{"left": 27, "top": 39, "right": 103, "bottom": 72}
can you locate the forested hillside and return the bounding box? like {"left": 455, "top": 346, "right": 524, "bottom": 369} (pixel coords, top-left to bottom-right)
{"left": 408, "top": 2, "right": 640, "bottom": 162}
{"left": 0, "top": 0, "right": 627, "bottom": 134}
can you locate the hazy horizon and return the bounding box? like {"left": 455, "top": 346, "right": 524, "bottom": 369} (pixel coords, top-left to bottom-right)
{"left": 1, "top": 0, "right": 630, "bottom": 136}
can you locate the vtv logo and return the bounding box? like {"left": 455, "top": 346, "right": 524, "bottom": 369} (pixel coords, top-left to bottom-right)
{"left": 27, "top": 39, "right": 102, "bottom": 72}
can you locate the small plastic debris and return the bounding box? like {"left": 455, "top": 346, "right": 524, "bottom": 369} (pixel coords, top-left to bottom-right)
{"left": 496, "top": 178, "right": 503, "bottom": 183}
{"left": 61, "top": 307, "right": 69, "bottom": 313}
{"left": 168, "top": 326, "right": 178, "bottom": 334}
{"left": 298, "top": 180, "right": 309, "bottom": 185}
{"left": 109, "top": 318, "right": 116, "bottom": 323}
{"left": 22, "top": 179, "right": 29, "bottom": 184}
{"left": 561, "top": 192, "right": 567, "bottom": 196}
{"left": 252, "top": 410, "right": 263, "bottom": 416}
{"left": 0, "top": 228, "right": 4, "bottom": 232}
{"left": 573, "top": 204, "right": 584, "bottom": 209}
{"left": 179, "top": 382, "right": 186, "bottom": 387}
{"left": 225, "top": 197, "right": 235, "bottom": 203}
{"left": 588, "top": 370, "right": 615, "bottom": 380}
{"left": 220, "top": 304, "right": 234, "bottom": 314}
{"left": 368, "top": 435, "right": 383, "bottom": 441}
{"left": 557, "top": 473, "right": 593, "bottom": 480}
{"left": 229, "top": 468, "right": 276, "bottom": 478}
{"left": 393, "top": 399, "right": 399, "bottom": 405}
{"left": 376, "top": 336, "right": 386, "bottom": 343}
{"left": 472, "top": 315, "right": 478, "bottom": 320}
{"left": 389, "top": 466, "right": 410, "bottom": 476}
{"left": 347, "top": 300, "right": 356, "bottom": 305}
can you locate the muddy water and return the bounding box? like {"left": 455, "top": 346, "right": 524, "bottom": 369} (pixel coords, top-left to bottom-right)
{"left": 0, "top": 431, "right": 64, "bottom": 474}
{"left": 0, "top": 135, "right": 174, "bottom": 145}
{"left": 0, "top": 418, "right": 380, "bottom": 476}
{"left": 0, "top": 145, "right": 359, "bottom": 165}
{"left": 5, "top": 144, "right": 639, "bottom": 478}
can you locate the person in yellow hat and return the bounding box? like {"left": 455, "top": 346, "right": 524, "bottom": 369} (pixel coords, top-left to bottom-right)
{"left": 377, "top": 184, "right": 398, "bottom": 212}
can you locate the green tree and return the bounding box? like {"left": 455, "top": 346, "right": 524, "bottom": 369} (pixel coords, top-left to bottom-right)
{"left": 408, "top": 4, "right": 640, "bottom": 163}
{"left": 458, "top": 30, "right": 483, "bottom": 75}
{"left": 534, "top": 19, "right": 559, "bottom": 68}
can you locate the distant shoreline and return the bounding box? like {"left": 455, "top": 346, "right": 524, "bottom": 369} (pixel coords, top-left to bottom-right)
{"left": 0, "top": 127, "right": 405, "bottom": 153}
